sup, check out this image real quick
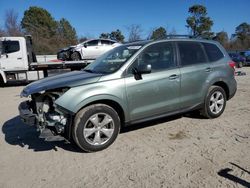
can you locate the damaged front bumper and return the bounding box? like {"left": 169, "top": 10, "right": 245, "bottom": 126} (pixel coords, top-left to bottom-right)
{"left": 18, "top": 101, "right": 37, "bottom": 126}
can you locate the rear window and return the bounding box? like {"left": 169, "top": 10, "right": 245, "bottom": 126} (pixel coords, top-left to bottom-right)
{"left": 202, "top": 42, "right": 224, "bottom": 62}
{"left": 101, "top": 40, "right": 115, "bottom": 45}
{"left": 178, "top": 42, "right": 207, "bottom": 66}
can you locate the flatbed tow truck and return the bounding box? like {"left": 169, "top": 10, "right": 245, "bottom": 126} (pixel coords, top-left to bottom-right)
{"left": 0, "top": 36, "right": 93, "bottom": 86}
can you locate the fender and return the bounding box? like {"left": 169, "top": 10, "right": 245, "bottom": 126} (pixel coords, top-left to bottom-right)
{"left": 55, "top": 93, "right": 130, "bottom": 122}
{"left": 0, "top": 70, "right": 7, "bottom": 83}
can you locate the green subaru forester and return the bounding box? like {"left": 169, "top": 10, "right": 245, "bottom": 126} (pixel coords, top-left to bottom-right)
{"left": 19, "top": 37, "right": 237, "bottom": 152}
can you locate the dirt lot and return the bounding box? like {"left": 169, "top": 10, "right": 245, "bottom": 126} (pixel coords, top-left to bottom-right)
{"left": 0, "top": 67, "right": 250, "bottom": 188}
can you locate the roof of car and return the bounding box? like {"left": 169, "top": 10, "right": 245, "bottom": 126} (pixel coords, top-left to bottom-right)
{"left": 123, "top": 37, "right": 217, "bottom": 47}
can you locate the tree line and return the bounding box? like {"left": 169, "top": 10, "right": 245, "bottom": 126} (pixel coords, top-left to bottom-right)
{"left": 0, "top": 5, "right": 249, "bottom": 54}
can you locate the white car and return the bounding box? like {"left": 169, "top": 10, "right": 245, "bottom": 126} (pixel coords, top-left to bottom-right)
{"left": 57, "top": 39, "right": 121, "bottom": 61}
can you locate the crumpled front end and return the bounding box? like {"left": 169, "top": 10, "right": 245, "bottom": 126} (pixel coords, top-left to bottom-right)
{"left": 19, "top": 88, "right": 71, "bottom": 139}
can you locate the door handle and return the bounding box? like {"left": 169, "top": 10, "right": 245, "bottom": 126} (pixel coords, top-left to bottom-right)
{"left": 17, "top": 57, "right": 22, "bottom": 60}
{"left": 205, "top": 67, "right": 212, "bottom": 72}
{"left": 169, "top": 74, "right": 179, "bottom": 80}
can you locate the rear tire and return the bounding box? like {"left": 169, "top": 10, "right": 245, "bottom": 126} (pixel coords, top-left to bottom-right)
{"left": 71, "top": 52, "right": 81, "bottom": 61}
{"left": 72, "top": 104, "right": 120, "bottom": 152}
{"left": 201, "top": 86, "right": 226, "bottom": 119}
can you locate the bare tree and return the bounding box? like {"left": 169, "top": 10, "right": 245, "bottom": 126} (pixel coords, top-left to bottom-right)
{"left": 5, "top": 9, "right": 22, "bottom": 36}
{"left": 0, "top": 27, "right": 6, "bottom": 37}
{"left": 169, "top": 27, "right": 177, "bottom": 35}
{"left": 127, "top": 24, "right": 143, "bottom": 42}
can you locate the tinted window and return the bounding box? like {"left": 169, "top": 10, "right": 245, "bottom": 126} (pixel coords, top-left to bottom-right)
{"left": 132, "top": 42, "right": 176, "bottom": 73}
{"left": 86, "top": 40, "right": 99, "bottom": 46}
{"left": 101, "top": 40, "right": 115, "bottom": 45}
{"left": 178, "top": 42, "right": 207, "bottom": 66}
{"left": 202, "top": 42, "right": 224, "bottom": 62}
{"left": 2, "top": 41, "right": 20, "bottom": 53}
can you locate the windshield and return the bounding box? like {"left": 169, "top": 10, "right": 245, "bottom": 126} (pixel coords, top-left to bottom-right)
{"left": 84, "top": 45, "right": 142, "bottom": 74}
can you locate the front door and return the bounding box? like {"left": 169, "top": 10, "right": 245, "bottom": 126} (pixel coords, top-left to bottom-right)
{"left": 125, "top": 42, "right": 181, "bottom": 121}
{"left": 0, "top": 39, "right": 26, "bottom": 71}
{"left": 82, "top": 40, "right": 100, "bottom": 59}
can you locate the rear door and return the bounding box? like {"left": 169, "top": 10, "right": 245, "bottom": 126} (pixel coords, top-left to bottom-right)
{"left": 0, "top": 38, "right": 26, "bottom": 70}
{"left": 100, "top": 39, "right": 114, "bottom": 54}
{"left": 177, "top": 41, "right": 211, "bottom": 108}
{"left": 125, "top": 41, "right": 181, "bottom": 121}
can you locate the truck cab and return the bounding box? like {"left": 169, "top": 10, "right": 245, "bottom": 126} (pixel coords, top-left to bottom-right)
{"left": 0, "top": 37, "right": 29, "bottom": 71}
{"left": 0, "top": 36, "right": 90, "bottom": 86}
{"left": 0, "top": 36, "right": 40, "bottom": 85}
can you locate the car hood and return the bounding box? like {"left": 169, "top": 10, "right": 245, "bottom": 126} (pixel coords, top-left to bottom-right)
{"left": 21, "top": 71, "right": 102, "bottom": 97}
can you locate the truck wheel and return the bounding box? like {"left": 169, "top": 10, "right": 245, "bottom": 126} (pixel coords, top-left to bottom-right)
{"left": 0, "top": 76, "right": 4, "bottom": 87}
{"left": 71, "top": 52, "right": 81, "bottom": 61}
{"left": 201, "top": 86, "right": 226, "bottom": 119}
{"left": 73, "top": 104, "right": 120, "bottom": 152}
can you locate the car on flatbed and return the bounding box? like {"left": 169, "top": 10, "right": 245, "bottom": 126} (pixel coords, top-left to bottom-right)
{"left": 57, "top": 39, "right": 121, "bottom": 61}
{"left": 19, "top": 37, "right": 237, "bottom": 152}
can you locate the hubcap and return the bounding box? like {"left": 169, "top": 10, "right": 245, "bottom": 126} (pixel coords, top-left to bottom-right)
{"left": 209, "top": 91, "right": 224, "bottom": 114}
{"left": 83, "top": 113, "right": 114, "bottom": 146}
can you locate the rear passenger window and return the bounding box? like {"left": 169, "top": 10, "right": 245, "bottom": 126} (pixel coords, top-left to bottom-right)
{"left": 178, "top": 42, "right": 207, "bottom": 66}
{"left": 101, "top": 40, "right": 113, "bottom": 45}
{"left": 202, "top": 43, "right": 224, "bottom": 62}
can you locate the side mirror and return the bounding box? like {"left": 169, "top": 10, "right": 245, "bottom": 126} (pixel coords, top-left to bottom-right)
{"left": 137, "top": 64, "right": 151, "bottom": 74}
{"left": 84, "top": 43, "right": 87, "bottom": 48}
{"left": 132, "top": 64, "right": 151, "bottom": 80}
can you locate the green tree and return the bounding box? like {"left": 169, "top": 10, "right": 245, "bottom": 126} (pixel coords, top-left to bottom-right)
{"left": 213, "top": 31, "right": 229, "bottom": 46}
{"left": 99, "top": 29, "right": 125, "bottom": 42}
{"left": 21, "top": 6, "right": 58, "bottom": 54}
{"left": 57, "top": 18, "right": 77, "bottom": 46}
{"left": 150, "top": 27, "right": 167, "bottom": 40}
{"left": 99, "top": 33, "right": 110, "bottom": 39}
{"left": 110, "top": 29, "right": 124, "bottom": 42}
{"left": 235, "top": 22, "right": 250, "bottom": 39}
{"left": 186, "top": 4, "right": 213, "bottom": 38}
{"left": 21, "top": 6, "right": 57, "bottom": 38}
{"left": 234, "top": 22, "right": 250, "bottom": 49}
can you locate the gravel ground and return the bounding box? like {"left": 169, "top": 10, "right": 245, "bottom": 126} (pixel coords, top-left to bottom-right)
{"left": 0, "top": 67, "right": 250, "bottom": 188}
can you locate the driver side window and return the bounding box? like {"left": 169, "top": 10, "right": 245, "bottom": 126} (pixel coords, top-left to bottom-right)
{"left": 127, "top": 42, "right": 176, "bottom": 75}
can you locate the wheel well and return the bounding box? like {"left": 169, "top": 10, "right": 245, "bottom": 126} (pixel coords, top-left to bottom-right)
{"left": 213, "top": 81, "right": 229, "bottom": 100}
{"left": 71, "top": 51, "right": 82, "bottom": 59}
{"left": 83, "top": 100, "right": 125, "bottom": 126}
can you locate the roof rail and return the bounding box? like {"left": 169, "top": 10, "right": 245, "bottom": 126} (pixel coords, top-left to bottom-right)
{"left": 164, "top": 35, "right": 195, "bottom": 39}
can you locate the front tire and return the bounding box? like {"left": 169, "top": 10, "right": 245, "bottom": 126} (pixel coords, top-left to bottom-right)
{"left": 73, "top": 104, "right": 120, "bottom": 152}
{"left": 71, "top": 52, "right": 81, "bottom": 61}
{"left": 201, "top": 86, "right": 226, "bottom": 119}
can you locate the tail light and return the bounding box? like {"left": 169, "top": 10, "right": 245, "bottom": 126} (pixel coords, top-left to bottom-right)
{"left": 228, "top": 61, "right": 236, "bottom": 74}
